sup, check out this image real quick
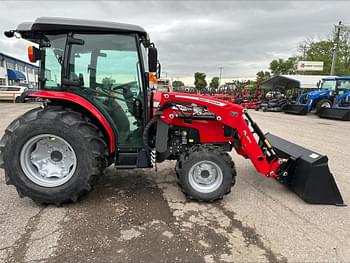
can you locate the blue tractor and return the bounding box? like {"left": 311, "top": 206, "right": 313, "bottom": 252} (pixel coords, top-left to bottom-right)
{"left": 317, "top": 89, "right": 350, "bottom": 120}
{"left": 282, "top": 76, "right": 350, "bottom": 115}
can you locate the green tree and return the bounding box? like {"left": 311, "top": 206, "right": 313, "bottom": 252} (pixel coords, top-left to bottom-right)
{"left": 256, "top": 71, "right": 271, "bottom": 82}
{"left": 269, "top": 57, "right": 298, "bottom": 75}
{"left": 303, "top": 39, "right": 350, "bottom": 75}
{"left": 102, "top": 77, "right": 116, "bottom": 87}
{"left": 209, "top": 77, "right": 220, "bottom": 89}
{"left": 302, "top": 40, "right": 334, "bottom": 75}
{"left": 172, "top": 80, "right": 184, "bottom": 88}
{"left": 194, "top": 72, "right": 207, "bottom": 92}
{"left": 266, "top": 26, "right": 350, "bottom": 76}
{"left": 232, "top": 80, "right": 250, "bottom": 90}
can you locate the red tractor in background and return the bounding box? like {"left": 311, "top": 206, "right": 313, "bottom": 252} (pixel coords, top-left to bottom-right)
{"left": 0, "top": 17, "right": 343, "bottom": 206}
{"left": 212, "top": 83, "right": 261, "bottom": 109}
{"left": 239, "top": 85, "right": 261, "bottom": 109}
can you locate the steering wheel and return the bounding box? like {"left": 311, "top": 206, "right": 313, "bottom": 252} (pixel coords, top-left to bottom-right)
{"left": 111, "top": 81, "right": 138, "bottom": 92}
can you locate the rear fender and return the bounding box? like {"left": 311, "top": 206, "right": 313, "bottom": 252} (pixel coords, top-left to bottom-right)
{"left": 28, "top": 91, "right": 116, "bottom": 154}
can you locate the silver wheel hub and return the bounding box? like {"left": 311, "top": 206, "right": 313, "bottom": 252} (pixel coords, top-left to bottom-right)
{"left": 20, "top": 134, "right": 77, "bottom": 187}
{"left": 321, "top": 102, "right": 331, "bottom": 108}
{"left": 188, "top": 161, "right": 223, "bottom": 193}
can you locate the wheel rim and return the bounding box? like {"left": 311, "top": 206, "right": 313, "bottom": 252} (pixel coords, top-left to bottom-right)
{"left": 188, "top": 160, "right": 223, "bottom": 193}
{"left": 20, "top": 134, "right": 77, "bottom": 187}
{"left": 321, "top": 102, "right": 332, "bottom": 108}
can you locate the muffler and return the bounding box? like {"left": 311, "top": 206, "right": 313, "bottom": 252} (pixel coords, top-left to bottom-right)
{"left": 317, "top": 108, "right": 350, "bottom": 121}
{"left": 265, "top": 133, "right": 344, "bottom": 205}
{"left": 282, "top": 104, "right": 308, "bottom": 115}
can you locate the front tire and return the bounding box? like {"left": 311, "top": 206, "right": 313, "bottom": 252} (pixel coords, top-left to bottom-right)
{"left": 176, "top": 145, "right": 236, "bottom": 202}
{"left": 316, "top": 99, "right": 332, "bottom": 112}
{"left": 1, "top": 106, "right": 108, "bottom": 205}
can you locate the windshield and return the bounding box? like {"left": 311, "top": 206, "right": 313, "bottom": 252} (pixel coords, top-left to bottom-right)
{"left": 69, "top": 34, "right": 142, "bottom": 95}
{"left": 42, "top": 34, "right": 66, "bottom": 89}
{"left": 337, "top": 79, "right": 350, "bottom": 92}
{"left": 320, "top": 80, "right": 336, "bottom": 90}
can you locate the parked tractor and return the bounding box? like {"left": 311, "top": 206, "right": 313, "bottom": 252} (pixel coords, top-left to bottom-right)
{"left": 0, "top": 17, "right": 344, "bottom": 206}
{"left": 282, "top": 76, "right": 350, "bottom": 115}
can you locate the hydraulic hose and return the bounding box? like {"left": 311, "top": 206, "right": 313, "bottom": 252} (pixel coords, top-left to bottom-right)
{"left": 143, "top": 117, "right": 156, "bottom": 153}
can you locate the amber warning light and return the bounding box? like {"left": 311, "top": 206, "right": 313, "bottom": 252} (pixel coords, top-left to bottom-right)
{"left": 27, "top": 46, "right": 41, "bottom": 63}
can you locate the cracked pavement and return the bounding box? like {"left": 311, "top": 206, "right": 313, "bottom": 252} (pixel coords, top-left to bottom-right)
{"left": 0, "top": 102, "right": 349, "bottom": 263}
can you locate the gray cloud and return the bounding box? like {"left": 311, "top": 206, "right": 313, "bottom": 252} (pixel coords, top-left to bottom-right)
{"left": 0, "top": 1, "right": 349, "bottom": 83}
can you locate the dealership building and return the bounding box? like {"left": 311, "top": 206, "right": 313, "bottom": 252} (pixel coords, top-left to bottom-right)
{"left": 0, "top": 52, "right": 39, "bottom": 88}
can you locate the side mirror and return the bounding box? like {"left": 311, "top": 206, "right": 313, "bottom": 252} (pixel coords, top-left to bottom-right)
{"left": 148, "top": 47, "right": 158, "bottom": 72}
{"left": 4, "top": 30, "right": 15, "bottom": 38}
{"left": 28, "top": 46, "right": 41, "bottom": 63}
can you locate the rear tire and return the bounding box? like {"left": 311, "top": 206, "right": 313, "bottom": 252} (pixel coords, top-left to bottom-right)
{"left": 15, "top": 96, "right": 25, "bottom": 103}
{"left": 175, "top": 145, "right": 236, "bottom": 202}
{"left": 316, "top": 99, "right": 332, "bottom": 112}
{"left": 1, "top": 106, "right": 108, "bottom": 205}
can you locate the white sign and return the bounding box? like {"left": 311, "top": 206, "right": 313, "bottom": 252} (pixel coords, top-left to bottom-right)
{"left": 297, "top": 61, "right": 324, "bottom": 71}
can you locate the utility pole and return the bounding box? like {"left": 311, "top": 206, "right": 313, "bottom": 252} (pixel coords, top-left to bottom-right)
{"left": 300, "top": 44, "right": 308, "bottom": 75}
{"left": 218, "top": 67, "right": 224, "bottom": 85}
{"left": 330, "top": 21, "right": 342, "bottom": 76}
{"left": 302, "top": 44, "right": 307, "bottom": 60}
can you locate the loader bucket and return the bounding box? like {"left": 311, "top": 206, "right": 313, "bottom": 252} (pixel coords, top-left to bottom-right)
{"left": 265, "top": 133, "right": 344, "bottom": 205}
{"left": 282, "top": 104, "right": 308, "bottom": 115}
{"left": 317, "top": 107, "right": 350, "bottom": 121}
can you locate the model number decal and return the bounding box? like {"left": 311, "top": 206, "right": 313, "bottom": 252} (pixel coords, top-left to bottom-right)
{"left": 174, "top": 95, "right": 227, "bottom": 106}
{"left": 243, "top": 130, "right": 252, "bottom": 143}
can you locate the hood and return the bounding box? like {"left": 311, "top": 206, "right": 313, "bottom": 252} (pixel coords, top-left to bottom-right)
{"left": 305, "top": 90, "right": 331, "bottom": 97}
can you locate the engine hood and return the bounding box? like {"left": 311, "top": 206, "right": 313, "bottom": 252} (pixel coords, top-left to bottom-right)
{"left": 305, "top": 90, "right": 331, "bottom": 98}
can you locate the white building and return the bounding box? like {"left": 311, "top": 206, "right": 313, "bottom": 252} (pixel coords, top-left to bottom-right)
{"left": 0, "top": 52, "right": 39, "bottom": 88}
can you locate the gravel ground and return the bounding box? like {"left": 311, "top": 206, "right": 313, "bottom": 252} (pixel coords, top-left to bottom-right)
{"left": 0, "top": 102, "right": 349, "bottom": 263}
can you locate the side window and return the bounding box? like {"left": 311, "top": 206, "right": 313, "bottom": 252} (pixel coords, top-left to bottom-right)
{"left": 70, "top": 52, "right": 91, "bottom": 87}
{"left": 44, "top": 35, "right": 66, "bottom": 89}
{"left": 338, "top": 80, "right": 350, "bottom": 92}
{"left": 96, "top": 50, "right": 141, "bottom": 95}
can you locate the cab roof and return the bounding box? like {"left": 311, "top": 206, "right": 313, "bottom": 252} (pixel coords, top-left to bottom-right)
{"left": 13, "top": 17, "right": 148, "bottom": 41}
{"left": 322, "top": 76, "right": 350, "bottom": 81}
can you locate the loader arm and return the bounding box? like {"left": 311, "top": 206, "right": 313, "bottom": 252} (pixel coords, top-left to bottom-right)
{"left": 158, "top": 92, "right": 282, "bottom": 178}
{"left": 157, "top": 92, "right": 344, "bottom": 205}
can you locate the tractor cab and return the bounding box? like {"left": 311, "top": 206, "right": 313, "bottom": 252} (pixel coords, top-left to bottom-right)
{"left": 5, "top": 17, "right": 160, "bottom": 166}
{"left": 319, "top": 76, "right": 350, "bottom": 94}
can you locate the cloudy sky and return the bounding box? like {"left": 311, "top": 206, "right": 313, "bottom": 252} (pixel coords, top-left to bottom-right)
{"left": 0, "top": 1, "right": 349, "bottom": 84}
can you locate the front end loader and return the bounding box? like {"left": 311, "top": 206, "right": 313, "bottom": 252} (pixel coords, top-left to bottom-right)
{"left": 0, "top": 17, "right": 344, "bottom": 206}
{"left": 316, "top": 90, "right": 350, "bottom": 121}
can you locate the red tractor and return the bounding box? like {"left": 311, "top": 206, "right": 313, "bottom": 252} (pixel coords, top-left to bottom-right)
{"left": 0, "top": 18, "right": 344, "bottom": 206}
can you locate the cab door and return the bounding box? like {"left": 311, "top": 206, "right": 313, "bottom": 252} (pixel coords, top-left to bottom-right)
{"left": 68, "top": 33, "right": 145, "bottom": 148}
